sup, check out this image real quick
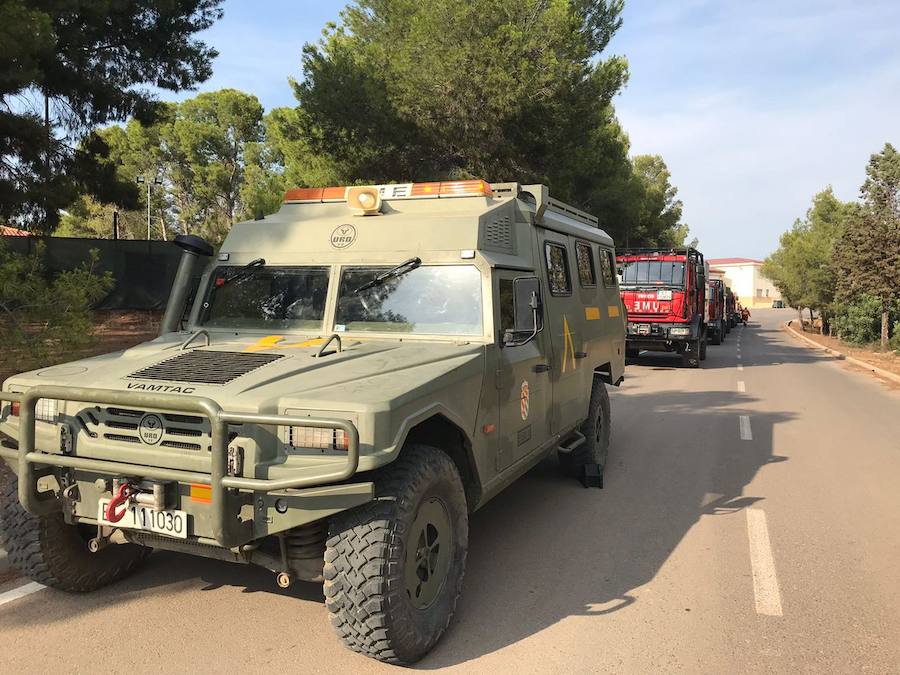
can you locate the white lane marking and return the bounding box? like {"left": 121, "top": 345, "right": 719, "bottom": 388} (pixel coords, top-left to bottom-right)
{"left": 737, "top": 364, "right": 744, "bottom": 371}
{"left": 739, "top": 415, "right": 753, "bottom": 440}
{"left": 737, "top": 380, "right": 746, "bottom": 393}
{"left": 0, "top": 581, "right": 45, "bottom": 608}
{"left": 746, "top": 509, "right": 783, "bottom": 616}
{"left": 737, "top": 353, "right": 742, "bottom": 360}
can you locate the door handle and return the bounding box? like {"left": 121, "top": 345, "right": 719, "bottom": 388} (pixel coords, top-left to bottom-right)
{"left": 574, "top": 351, "right": 588, "bottom": 359}
{"left": 533, "top": 364, "right": 551, "bottom": 373}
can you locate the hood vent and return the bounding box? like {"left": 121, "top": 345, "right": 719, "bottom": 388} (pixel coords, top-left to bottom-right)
{"left": 128, "top": 350, "right": 285, "bottom": 385}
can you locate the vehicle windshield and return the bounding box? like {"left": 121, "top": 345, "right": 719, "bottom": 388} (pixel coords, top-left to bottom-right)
{"left": 200, "top": 266, "right": 329, "bottom": 329}
{"left": 620, "top": 260, "right": 685, "bottom": 287}
{"left": 335, "top": 265, "right": 483, "bottom": 335}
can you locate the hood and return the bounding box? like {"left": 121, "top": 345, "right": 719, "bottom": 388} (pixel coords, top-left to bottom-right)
{"left": 3, "top": 333, "right": 486, "bottom": 413}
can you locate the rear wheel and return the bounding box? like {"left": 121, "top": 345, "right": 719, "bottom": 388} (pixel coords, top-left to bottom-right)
{"left": 324, "top": 444, "right": 468, "bottom": 665}
{"left": 710, "top": 322, "right": 722, "bottom": 345}
{"left": 0, "top": 463, "right": 150, "bottom": 592}
{"left": 559, "top": 378, "right": 611, "bottom": 477}
{"left": 625, "top": 346, "right": 640, "bottom": 358}
{"left": 699, "top": 336, "right": 708, "bottom": 360}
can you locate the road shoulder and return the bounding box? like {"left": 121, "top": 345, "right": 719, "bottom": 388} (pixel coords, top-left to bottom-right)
{"left": 784, "top": 320, "right": 900, "bottom": 387}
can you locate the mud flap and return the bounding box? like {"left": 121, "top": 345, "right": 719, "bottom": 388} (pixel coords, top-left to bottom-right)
{"left": 580, "top": 463, "right": 603, "bottom": 489}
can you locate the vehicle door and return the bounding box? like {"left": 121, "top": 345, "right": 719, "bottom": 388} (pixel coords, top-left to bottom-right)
{"left": 538, "top": 229, "right": 584, "bottom": 434}
{"left": 494, "top": 269, "right": 552, "bottom": 471}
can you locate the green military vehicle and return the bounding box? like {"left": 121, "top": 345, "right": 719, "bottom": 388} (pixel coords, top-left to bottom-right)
{"left": 0, "top": 179, "right": 625, "bottom": 664}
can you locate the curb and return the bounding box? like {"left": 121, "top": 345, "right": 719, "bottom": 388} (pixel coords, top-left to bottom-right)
{"left": 0, "top": 548, "right": 8, "bottom": 574}
{"left": 784, "top": 321, "right": 900, "bottom": 386}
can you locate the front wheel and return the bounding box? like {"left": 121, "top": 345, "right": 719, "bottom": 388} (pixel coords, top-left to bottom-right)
{"left": 0, "top": 463, "right": 150, "bottom": 592}
{"left": 324, "top": 445, "right": 468, "bottom": 665}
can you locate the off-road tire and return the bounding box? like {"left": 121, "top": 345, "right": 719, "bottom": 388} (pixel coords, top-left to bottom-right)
{"left": 559, "top": 378, "right": 611, "bottom": 477}
{"left": 625, "top": 346, "right": 640, "bottom": 358}
{"left": 699, "top": 336, "right": 708, "bottom": 360}
{"left": 710, "top": 323, "right": 722, "bottom": 345}
{"left": 0, "top": 463, "right": 150, "bottom": 592}
{"left": 324, "top": 444, "right": 468, "bottom": 665}
{"left": 681, "top": 339, "right": 701, "bottom": 368}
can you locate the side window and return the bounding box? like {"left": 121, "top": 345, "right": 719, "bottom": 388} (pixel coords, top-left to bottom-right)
{"left": 599, "top": 248, "right": 616, "bottom": 286}
{"left": 574, "top": 241, "right": 596, "bottom": 287}
{"left": 499, "top": 278, "right": 515, "bottom": 331}
{"left": 544, "top": 242, "right": 571, "bottom": 296}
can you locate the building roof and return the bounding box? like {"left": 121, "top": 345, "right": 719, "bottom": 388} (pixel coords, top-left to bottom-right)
{"left": 0, "top": 225, "right": 31, "bottom": 236}
{"left": 707, "top": 257, "right": 762, "bottom": 265}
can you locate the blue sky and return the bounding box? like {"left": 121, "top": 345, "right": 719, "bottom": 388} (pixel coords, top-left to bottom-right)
{"left": 170, "top": 0, "right": 900, "bottom": 259}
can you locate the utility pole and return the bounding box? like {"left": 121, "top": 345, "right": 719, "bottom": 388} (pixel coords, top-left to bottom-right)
{"left": 137, "top": 174, "right": 163, "bottom": 240}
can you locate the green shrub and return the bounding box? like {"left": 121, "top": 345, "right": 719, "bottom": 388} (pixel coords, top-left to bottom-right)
{"left": 0, "top": 242, "right": 113, "bottom": 366}
{"left": 832, "top": 295, "right": 900, "bottom": 346}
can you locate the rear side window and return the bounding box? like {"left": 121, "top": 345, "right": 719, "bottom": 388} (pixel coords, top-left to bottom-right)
{"left": 574, "top": 241, "right": 596, "bottom": 287}
{"left": 599, "top": 249, "right": 616, "bottom": 286}
{"left": 544, "top": 242, "right": 571, "bottom": 295}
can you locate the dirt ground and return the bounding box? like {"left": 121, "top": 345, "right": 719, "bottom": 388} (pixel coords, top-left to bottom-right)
{"left": 788, "top": 321, "right": 900, "bottom": 379}
{"left": 0, "top": 310, "right": 160, "bottom": 384}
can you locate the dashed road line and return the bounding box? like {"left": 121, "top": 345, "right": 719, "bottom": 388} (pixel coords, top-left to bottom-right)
{"left": 737, "top": 364, "right": 744, "bottom": 371}
{"left": 739, "top": 415, "right": 752, "bottom": 440}
{"left": 746, "top": 509, "right": 783, "bottom": 616}
{"left": 0, "top": 581, "right": 45, "bottom": 608}
{"left": 737, "top": 380, "right": 746, "bottom": 393}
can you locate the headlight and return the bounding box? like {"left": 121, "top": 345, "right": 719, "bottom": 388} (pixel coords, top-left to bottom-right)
{"left": 7, "top": 398, "right": 58, "bottom": 422}
{"left": 288, "top": 426, "right": 349, "bottom": 451}
{"left": 669, "top": 327, "right": 691, "bottom": 336}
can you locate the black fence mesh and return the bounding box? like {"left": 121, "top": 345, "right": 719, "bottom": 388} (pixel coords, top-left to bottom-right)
{"left": 0, "top": 236, "right": 195, "bottom": 310}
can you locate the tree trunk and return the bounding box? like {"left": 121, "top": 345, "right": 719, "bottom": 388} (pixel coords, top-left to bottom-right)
{"left": 881, "top": 303, "right": 890, "bottom": 352}
{"left": 808, "top": 307, "right": 815, "bottom": 332}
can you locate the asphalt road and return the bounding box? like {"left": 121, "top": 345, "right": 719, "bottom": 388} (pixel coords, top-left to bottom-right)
{"left": 2, "top": 309, "right": 900, "bottom": 673}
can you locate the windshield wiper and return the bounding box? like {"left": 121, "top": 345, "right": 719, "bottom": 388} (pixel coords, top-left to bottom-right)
{"left": 218, "top": 258, "right": 266, "bottom": 287}
{"left": 354, "top": 257, "right": 421, "bottom": 294}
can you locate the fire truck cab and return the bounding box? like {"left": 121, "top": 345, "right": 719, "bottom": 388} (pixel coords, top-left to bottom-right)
{"left": 617, "top": 247, "right": 708, "bottom": 368}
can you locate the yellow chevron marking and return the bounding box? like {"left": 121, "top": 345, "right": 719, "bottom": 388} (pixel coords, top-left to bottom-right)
{"left": 243, "top": 336, "right": 327, "bottom": 353}
{"left": 562, "top": 315, "right": 577, "bottom": 373}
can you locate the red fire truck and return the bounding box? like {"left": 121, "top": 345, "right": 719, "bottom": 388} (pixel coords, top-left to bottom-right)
{"left": 707, "top": 278, "right": 726, "bottom": 344}
{"left": 617, "top": 247, "right": 708, "bottom": 368}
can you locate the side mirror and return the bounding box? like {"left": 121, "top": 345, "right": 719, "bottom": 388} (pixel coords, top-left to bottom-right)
{"left": 502, "top": 277, "right": 543, "bottom": 347}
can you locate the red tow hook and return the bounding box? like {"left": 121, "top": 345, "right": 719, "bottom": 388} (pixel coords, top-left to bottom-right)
{"left": 105, "top": 483, "right": 134, "bottom": 523}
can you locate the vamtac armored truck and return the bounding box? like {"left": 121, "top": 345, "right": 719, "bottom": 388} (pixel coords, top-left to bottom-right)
{"left": 617, "top": 246, "right": 708, "bottom": 368}
{"left": 0, "top": 179, "right": 625, "bottom": 664}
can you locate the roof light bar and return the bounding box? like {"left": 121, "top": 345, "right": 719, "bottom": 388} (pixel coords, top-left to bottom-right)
{"left": 283, "top": 179, "right": 492, "bottom": 204}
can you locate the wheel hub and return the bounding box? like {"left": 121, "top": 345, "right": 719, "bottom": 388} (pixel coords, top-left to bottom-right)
{"left": 405, "top": 496, "right": 452, "bottom": 609}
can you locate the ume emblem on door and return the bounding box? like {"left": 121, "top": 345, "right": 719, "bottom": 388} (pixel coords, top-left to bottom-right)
{"left": 520, "top": 380, "right": 530, "bottom": 420}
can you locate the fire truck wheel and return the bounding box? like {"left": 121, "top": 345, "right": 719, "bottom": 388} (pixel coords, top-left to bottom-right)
{"left": 710, "top": 324, "right": 722, "bottom": 345}
{"left": 681, "top": 340, "right": 701, "bottom": 368}
{"left": 560, "top": 379, "right": 611, "bottom": 477}
{"left": 0, "top": 463, "right": 150, "bottom": 592}
{"left": 700, "top": 337, "right": 708, "bottom": 360}
{"left": 324, "top": 444, "right": 468, "bottom": 665}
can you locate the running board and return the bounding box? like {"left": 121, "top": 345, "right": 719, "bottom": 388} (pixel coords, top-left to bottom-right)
{"left": 557, "top": 431, "right": 586, "bottom": 454}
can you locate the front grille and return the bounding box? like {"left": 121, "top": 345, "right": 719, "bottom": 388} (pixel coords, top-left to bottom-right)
{"left": 127, "top": 350, "right": 285, "bottom": 385}
{"left": 80, "top": 406, "right": 212, "bottom": 452}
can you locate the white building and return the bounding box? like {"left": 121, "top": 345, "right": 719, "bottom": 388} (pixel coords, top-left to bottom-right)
{"left": 707, "top": 258, "right": 782, "bottom": 308}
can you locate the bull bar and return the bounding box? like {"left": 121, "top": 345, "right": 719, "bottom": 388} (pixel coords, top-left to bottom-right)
{"left": 0, "top": 385, "right": 360, "bottom": 548}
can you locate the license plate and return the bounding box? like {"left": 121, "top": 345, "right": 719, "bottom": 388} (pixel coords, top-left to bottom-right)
{"left": 638, "top": 323, "right": 651, "bottom": 335}
{"left": 98, "top": 500, "right": 189, "bottom": 540}
{"left": 657, "top": 290, "right": 672, "bottom": 300}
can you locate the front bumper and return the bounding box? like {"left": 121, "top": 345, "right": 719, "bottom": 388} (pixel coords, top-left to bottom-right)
{"left": 625, "top": 321, "right": 698, "bottom": 344}
{"left": 0, "top": 385, "right": 363, "bottom": 548}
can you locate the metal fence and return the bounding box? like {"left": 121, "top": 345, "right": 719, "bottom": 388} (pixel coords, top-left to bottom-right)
{"left": 0, "top": 236, "right": 187, "bottom": 310}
